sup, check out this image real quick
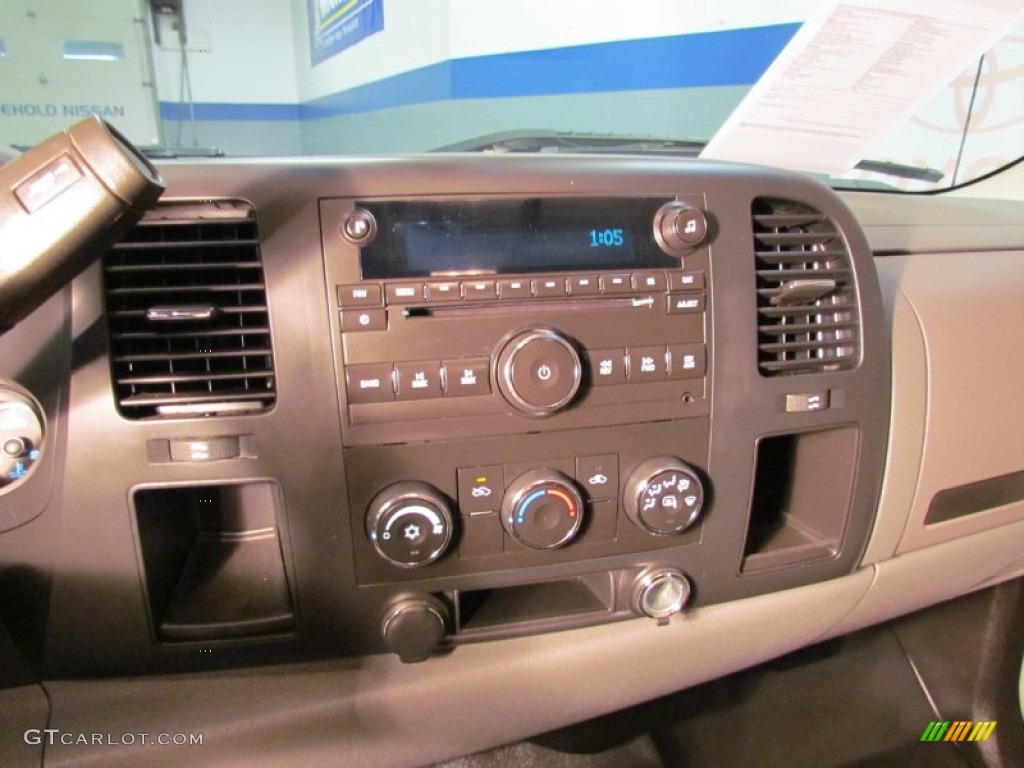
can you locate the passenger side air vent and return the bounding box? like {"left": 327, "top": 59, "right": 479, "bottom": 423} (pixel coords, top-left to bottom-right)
{"left": 752, "top": 198, "right": 860, "bottom": 376}
{"left": 102, "top": 201, "right": 276, "bottom": 419}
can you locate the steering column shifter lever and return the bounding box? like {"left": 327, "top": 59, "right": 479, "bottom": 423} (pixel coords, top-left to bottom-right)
{"left": 0, "top": 117, "right": 164, "bottom": 331}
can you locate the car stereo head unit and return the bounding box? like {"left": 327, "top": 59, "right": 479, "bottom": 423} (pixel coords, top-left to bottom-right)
{"left": 320, "top": 193, "right": 712, "bottom": 448}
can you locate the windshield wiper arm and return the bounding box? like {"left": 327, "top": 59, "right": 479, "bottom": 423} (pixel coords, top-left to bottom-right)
{"left": 436, "top": 130, "right": 944, "bottom": 183}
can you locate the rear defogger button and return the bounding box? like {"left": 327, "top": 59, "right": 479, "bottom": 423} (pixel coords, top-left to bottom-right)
{"left": 497, "top": 329, "right": 582, "bottom": 417}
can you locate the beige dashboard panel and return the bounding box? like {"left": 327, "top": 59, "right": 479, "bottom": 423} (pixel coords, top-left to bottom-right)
{"left": 873, "top": 251, "right": 1024, "bottom": 554}
{"left": 42, "top": 570, "right": 873, "bottom": 768}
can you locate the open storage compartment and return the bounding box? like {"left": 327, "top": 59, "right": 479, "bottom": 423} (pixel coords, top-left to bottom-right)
{"left": 453, "top": 573, "right": 619, "bottom": 642}
{"left": 741, "top": 426, "right": 859, "bottom": 573}
{"left": 133, "top": 481, "right": 295, "bottom": 642}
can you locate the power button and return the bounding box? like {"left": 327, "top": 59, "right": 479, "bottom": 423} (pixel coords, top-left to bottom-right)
{"left": 497, "top": 329, "right": 582, "bottom": 417}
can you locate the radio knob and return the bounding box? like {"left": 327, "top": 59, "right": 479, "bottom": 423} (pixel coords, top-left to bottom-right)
{"left": 496, "top": 328, "right": 582, "bottom": 417}
{"left": 624, "top": 457, "right": 705, "bottom": 535}
{"left": 366, "top": 482, "right": 454, "bottom": 568}
{"left": 502, "top": 469, "right": 585, "bottom": 550}
{"left": 341, "top": 207, "right": 378, "bottom": 245}
{"left": 654, "top": 201, "right": 707, "bottom": 256}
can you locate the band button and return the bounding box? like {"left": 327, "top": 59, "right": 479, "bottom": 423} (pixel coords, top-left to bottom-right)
{"left": 346, "top": 363, "right": 395, "bottom": 404}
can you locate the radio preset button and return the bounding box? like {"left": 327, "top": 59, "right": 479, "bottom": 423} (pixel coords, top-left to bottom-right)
{"left": 386, "top": 283, "right": 424, "bottom": 304}
{"left": 628, "top": 347, "right": 668, "bottom": 382}
{"left": 667, "top": 294, "right": 706, "bottom": 314}
{"left": 443, "top": 358, "right": 490, "bottom": 397}
{"left": 533, "top": 277, "right": 567, "bottom": 298}
{"left": 586, "top": 348, "right": 626, "bottom": 385}
{"left": 464, "top": 280, "right": 496, "bottom": 301}
{"left": 668, "top": 344, "right": 706, "bottom": 379}
{"left": 395, "top": 361, "right": 442, "bottom": 400}
{"left": 601, "top": 274, "right": 632, "bottom": 294}
{"left": 338, "top": 283, "right": 383, "bottom": 308}
{"left": 498, "top": 279, "right": 532, "bottom": 299}
{"left": 425, "top": 281, "right": 462, "bottom": 302}
{"left": 340, "top": 308, "right": 387, "bottom": 332}
{"left": 669, "top": 271, "right": 705, "bottom": 292}
{"left": 568, "top": 275, "right": 600, "bottom": 296}
{"left": 633, "top": 271, "right": 667, "bottom": 292}
{"left": 346, "top": 363, "right": 395, "bottom": 404}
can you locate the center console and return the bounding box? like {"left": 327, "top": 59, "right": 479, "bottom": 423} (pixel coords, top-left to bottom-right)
{"left": 317, "top": 166, "right": 889, "bottom": 661}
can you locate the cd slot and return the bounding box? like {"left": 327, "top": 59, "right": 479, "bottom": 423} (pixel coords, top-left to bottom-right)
{"left": 403, "top": 296, "right": 655, "bottom": 318}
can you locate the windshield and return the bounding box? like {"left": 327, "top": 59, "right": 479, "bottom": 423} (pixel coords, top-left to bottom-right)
{"left": 1, "top": 1, "right": 1021, "bottom": 192}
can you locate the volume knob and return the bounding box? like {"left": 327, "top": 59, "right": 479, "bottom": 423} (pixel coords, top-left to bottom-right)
{"left": 496, "top": 328, "right": 582, "bottom": 417}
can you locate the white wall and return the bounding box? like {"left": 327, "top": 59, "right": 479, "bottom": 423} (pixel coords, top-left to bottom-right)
{"left": 446, "top": 0, "right": 815, "bottom": 57}
{"left": 0, "top": 0, "right": 159, "bottom": 146}
{"left": 151, "top": 0, "right": 298, "bottom": 104}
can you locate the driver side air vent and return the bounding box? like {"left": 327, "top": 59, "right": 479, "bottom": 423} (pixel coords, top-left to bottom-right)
{"left": 752, "top": 198, "right": 860, "bottom": 376}
{"left": 102, "top": 200, "right": 276, "bottom": 419}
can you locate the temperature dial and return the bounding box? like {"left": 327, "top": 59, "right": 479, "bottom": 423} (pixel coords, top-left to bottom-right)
{"left": 624, "top": 457, "right": 704, "bottom": 535}
{"left": 502, "top": 469, "right": 584, "bottom": 549}
{"left": 366, "top": 482, "right": 454, "bottom": 568}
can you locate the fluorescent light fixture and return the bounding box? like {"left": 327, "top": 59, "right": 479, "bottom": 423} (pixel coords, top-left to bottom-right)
{"left": 61, "top": 41, "right": 124, "bottom": 61}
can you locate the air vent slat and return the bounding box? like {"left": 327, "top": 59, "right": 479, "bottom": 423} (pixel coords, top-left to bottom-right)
{"left": 118, "top": 391, "right": 271, "bottom": 407}
{"left": 105, "top": 261, "right": 263, "bottom": 273}
{"left": 754, "top": 249, "right": 848, "bottom": 263}
{"left": 102, "top": 200, "right": 277, "bottom": 419}
{"left": 109, "top": 239, "right": 261, "bottom": 252}
{"left": 107, "top": 305, "right": 268, "bottom": 319}
{"left": 756, "top": 269, "right": 851, "bottom": 283}
{"left": 106, "top": 284, "right": 267, "bottom": 296}
{"left": 758, "top": 339, "right": 856, "bottom": 354}
{"left": 752, "top": 198, "right": 861, "bottom": 376}
{"left": 758, "top": 303, "right": 858, "bottom": 319}
{"left": 110, "top": 327, "right": 271, "bottom": 340}
{"left": 753, "top": 231, "right": 836, "bottom": 247}
{"left": 758, "top": 321, "right": 858, "bottom": 335}
{"left": 117, "top": 371, "right": 276, "bottom": 386}
{"left": 752, "top": 213, "right": 826, "bottom": 228}
{"left": 759, "top": 356, "right": 856, "bottom": 374}
{"left": 113, "top": 348, "right": 274, "bottom": 364}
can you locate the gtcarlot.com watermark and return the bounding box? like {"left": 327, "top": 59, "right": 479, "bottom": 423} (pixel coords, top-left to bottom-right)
{"left": 24, "top": 729, "right": 203, "bottom": 747}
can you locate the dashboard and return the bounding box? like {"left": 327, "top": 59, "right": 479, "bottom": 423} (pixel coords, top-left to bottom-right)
{"left": 1, "top": 154, "right": 1023, "bottom": 766}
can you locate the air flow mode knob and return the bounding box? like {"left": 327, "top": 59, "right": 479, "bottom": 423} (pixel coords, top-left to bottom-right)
{"left": 366, "top": 482, "right": 454, "bottom": 568}
{"left": 624, "top": 457, "right": 705, "bottom": 535}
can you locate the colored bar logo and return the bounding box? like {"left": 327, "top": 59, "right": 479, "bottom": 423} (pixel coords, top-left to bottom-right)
{"left": 921, "top": 721, "right": 996, "bottom": 742}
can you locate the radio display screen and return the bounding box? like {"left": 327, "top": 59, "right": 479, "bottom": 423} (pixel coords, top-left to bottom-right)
{"left": 359, "top": 197, "right": 674, "bottom": 278}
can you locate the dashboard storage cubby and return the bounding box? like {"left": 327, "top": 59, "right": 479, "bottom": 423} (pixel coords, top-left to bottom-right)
{"left": 133, "top": 482, "right": 295, "bottom": 642}
{"left": 741, "top": 427, "right": 859, "bottom": 573}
